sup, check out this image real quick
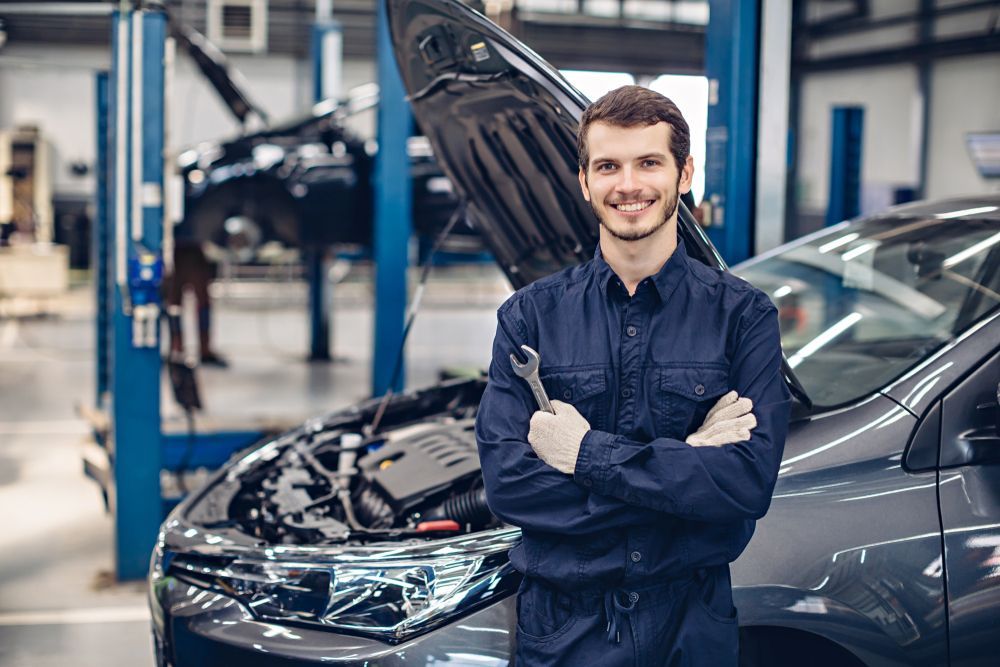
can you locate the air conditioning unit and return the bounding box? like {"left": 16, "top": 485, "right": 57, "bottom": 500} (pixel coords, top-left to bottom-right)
{"left": 207, "top": 0, "right": 268, "bottom": 53}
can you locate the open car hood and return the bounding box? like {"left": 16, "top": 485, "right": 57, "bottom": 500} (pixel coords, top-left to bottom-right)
{"left": 168, "top": 18, "right": 269, "bottom": 127}
{"left": 386, "top": 0, "right": 725, "bottom": 289}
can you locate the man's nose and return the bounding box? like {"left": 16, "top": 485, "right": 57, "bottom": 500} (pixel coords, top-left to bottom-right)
{"left": 615, "top": 166, "right": 639, "bottom": 194}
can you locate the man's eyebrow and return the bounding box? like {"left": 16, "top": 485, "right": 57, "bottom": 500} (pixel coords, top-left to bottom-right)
{"left": 590, "top": 153, "right": 668, "bottom": 165}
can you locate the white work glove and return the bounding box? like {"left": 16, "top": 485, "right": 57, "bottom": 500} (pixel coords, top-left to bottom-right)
{"left": 528, "top": 400, "right": 591, "bottom": 474}
{"left": 685, "top": 391, "right": 757, "bottom": 447}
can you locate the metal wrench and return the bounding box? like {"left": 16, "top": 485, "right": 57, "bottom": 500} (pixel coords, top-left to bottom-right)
{"left": 509, "top": 345, "right": 554, "bottom": 413}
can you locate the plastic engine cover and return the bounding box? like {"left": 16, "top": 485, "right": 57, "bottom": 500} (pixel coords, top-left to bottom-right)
{"left": 363, "top": 422, "right": 481, "bottom": 512}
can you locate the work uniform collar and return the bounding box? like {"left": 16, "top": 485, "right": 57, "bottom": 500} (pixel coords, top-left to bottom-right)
{"left": 593, "top": 238, "right": 690, "bottom": 303}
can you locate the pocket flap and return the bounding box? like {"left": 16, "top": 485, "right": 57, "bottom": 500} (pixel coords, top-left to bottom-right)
{"left": 659, "top": 367, "right": 729, "bottom": 400}
{"left": 541, "top": 370, "right": 607, "bottom": 403}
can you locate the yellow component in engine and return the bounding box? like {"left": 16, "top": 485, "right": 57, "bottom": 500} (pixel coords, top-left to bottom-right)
{"left": 379, "top": 460, "right": 394, "bottom": 470}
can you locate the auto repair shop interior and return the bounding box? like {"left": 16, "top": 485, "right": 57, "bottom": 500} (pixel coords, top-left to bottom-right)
{"left": 1, "top": 1, "right": 999, "bottom": 666}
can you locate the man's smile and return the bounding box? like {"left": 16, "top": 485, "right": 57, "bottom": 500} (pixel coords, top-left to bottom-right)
{"left": 610, "top": 199, "right": 656, "bottom": 215}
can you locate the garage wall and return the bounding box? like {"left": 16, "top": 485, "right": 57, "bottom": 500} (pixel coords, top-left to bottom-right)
{"left": 925, "top": 53, "right": 1000, "bottom": 200}
{"left": 797, "top": 64, "right": 921, "bottom": 218}
{"left": 0, "top": 43, "right": 377, "bottom": 198}
{"left": 0, "top": 45, "right": 106, "bottom": 197}
{"left": 795, "top": 0, "right": 1000, "bottom": 233}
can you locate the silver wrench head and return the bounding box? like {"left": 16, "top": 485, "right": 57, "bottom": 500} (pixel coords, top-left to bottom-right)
{"left": 509, "top": 344, "right": 540, "bottom": 378}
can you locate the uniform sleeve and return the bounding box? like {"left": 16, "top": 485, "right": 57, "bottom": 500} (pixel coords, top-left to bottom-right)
{"left": 475, "top": 297, "right": 662, "bottom": 535}
{"left": 574, "top": 296, "right": 792, "bottom": 524}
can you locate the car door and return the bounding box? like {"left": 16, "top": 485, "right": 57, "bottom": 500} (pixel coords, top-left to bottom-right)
{"left": 937, "top": 348, "right": 1000, "bottom": 667}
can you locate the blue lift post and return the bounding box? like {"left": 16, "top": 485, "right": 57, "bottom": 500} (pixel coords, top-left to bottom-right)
{"left": 90, "top": 7, "right": 271, "bottom": 579}
{"left": 826, "top": 106, "right": 864, "bottom": 227}
{"left": 306, "top": 5, "right": 343, "bottom": 362}
{"left": 95, "top": 71, "right": 110, "bottom": 407}
{"left": 108, "top": 7, "right": 166, "bottom": 580}
{"left": 372, "top": 0, "right": 412, "bottom": 395}
{"left": 704, "top": 0, "right": 760, "bottom": 265}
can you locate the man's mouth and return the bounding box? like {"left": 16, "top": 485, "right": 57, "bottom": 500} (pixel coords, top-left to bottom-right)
{"left": 611, "top": 200, "right": 655, "bottom": 214}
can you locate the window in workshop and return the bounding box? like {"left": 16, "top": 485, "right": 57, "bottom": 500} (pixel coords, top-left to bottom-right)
{"left": 560, "top": 70, "right": 635, "bottom": 105}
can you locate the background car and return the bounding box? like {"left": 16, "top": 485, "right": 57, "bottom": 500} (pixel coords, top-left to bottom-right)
{"left": 149, "top": 1, "right": 1000, "bottom": 665}
{"left": 171, "top": 20, "right": 468, "bottom": 262}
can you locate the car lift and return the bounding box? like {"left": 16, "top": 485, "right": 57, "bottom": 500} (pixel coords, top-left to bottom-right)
{"left": 83, "top": 1, "right": 416, "bottom": 579}
{"left": 85, "top": 5, "right": 272, "bottom": 580}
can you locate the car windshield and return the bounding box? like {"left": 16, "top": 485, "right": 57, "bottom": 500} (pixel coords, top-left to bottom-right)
{"left": 737, "top": 205, "right": 1000, "bottom": 407}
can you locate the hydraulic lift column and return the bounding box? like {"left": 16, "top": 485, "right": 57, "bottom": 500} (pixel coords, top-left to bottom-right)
{"left": 108, "top": 6, "right": 167, "bottom": 580}
{"left": 372, "top": 0, "right": 412, "bottom": 395}
{"left": 704, "top": 0, "right": 760, "bottom": 265}
{"left": 306, "top": 0, "right": 343, "bottom": 362}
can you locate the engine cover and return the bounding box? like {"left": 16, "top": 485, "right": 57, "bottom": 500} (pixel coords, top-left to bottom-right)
{"left": 361, "top": 420, "right": 480, "bottom": 513}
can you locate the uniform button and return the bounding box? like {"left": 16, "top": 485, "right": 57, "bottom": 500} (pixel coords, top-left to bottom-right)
{"left": 626, "top": 325, "right": 638, "bottom": 337}
{"left": 563, "top": 389, "right": 572, "bottom": 400}
{"left": 582, "top": 478, "right": 593, "bottom": 487}
{"left": 628, "top": 592, "right": 639, "bottom": 604}
{"left": 621, "top": 388, "right": 633, "bottom": 398}
{"left": 630, "top": 551, "right": 642, "bottom": 562}
{"left": 694, "top": 384, "right": 705, "bottom": 396}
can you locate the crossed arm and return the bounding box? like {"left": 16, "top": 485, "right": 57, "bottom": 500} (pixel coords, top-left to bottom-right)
{"left": 474, "top": 297, "right": 792, "bottom": 534}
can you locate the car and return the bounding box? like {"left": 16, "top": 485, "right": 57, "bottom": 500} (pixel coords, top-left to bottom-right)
{"left": 149, "top": 1, "right": 1000, "bottom": 665}
{"left": 170, "top": 20, "right": 468, "bottom": 262}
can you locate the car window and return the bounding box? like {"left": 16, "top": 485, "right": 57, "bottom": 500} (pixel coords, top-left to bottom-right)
{"left": 738, "top": 211, "right": 1000, "bottom": 407}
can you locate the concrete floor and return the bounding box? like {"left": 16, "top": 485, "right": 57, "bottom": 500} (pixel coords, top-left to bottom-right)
{"left": 0, "top": 264, "right": 509, "bottom": 666}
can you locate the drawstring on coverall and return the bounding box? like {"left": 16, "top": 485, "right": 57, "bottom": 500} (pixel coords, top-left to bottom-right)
{"left": 603, "top": 590, "right": 639, "bottom": 644}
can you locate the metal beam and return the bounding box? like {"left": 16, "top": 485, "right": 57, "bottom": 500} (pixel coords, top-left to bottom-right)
{"left": 916, "top": 0, "right": 934, "bottom": 200}
{"left": 754, "top": 0, "right": 791, "bottom": 255}
{"left": 110, "top": 7, "right": 166, "bottom": 581}
{"left": 795, "top": 33, "right": 1000, "bottom": 72}
{"left": 95, "top": 70, "right": 111, "bottom": 407}
{"left": 371, "top": 0, "right": 411, "bottom": 395}
{"left": 807, "top": 0, "right": 998, "bottom": 37}
{"left": 826, "top": 106, "right": 864, "bottom": 227}
{"left": 704, "top": 0, "right": 759, "bottom": 265}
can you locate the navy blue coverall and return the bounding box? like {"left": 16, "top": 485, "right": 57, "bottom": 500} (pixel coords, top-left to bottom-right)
{"left": 475, "top": 240, "right": 792, "bottom": 666}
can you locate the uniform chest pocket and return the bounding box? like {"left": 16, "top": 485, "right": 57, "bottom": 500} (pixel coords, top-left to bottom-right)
{"left": 540, "top": 368, "right": 610, "bottom": 432}
{"left": 656, "top": 366, "right": 730, "bottom": 439}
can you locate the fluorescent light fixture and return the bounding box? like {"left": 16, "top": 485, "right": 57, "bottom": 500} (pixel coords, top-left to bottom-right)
{"left": 943, "top": 231, "right": 1000, "bottom": 268}
{"left": 788, "top": 312, "right": 863, "bottom": 369}
{"left": 818, "top": 233, "right": 859, "bottom": 254}
{"left": 841, "top": 242, "right": 878, "bottom": 262}
{"left": 934, "top": 206, "right": 998, "bottom": 220}
{"left": 773, "top": 285, "right": 792, "bottom": 299}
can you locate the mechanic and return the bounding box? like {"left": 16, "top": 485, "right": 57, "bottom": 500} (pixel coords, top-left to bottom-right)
{"left": 475, "top": 86, "right": 791, "bottom": 666}
{"left": 164, "top": 239, "right": 228, "bottom": 367}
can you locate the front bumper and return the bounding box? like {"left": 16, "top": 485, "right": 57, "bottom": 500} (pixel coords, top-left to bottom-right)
{"left": 151, "top": 576, "right": 517, "bottom": 666}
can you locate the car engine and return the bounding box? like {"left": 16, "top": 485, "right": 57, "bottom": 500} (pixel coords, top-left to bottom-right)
{"left": 217, "top": 415, "right": 497, "bottom": 545}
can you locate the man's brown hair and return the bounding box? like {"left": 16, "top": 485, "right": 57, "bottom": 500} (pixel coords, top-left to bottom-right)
{"left": 577, "top": 85, "right": 690, "bottom": 174}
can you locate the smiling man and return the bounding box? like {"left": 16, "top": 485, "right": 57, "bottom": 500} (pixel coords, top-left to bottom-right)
{"left": 475, "top": 86, "right": 791, "bottom": 666}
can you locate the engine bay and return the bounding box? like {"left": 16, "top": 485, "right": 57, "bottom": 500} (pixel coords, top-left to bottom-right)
{"left": 188, "top": 380, "right": 500, "bottom": 545}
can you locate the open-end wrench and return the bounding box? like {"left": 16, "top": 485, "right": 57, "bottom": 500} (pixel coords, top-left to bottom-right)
{"left": 510, "top": 344, "right": 554, "bottom": 414}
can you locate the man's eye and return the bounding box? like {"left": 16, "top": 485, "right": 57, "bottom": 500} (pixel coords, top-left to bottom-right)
{"left": 596, "top": 163, "right": 616, "bottom": 172}
{"left": 641, "top": 159, "right": 660, "bottom": 168}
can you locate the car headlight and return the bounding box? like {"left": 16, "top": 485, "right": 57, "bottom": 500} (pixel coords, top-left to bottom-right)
{"left": 167, "top": 540, "right": 519, "bottom": 643}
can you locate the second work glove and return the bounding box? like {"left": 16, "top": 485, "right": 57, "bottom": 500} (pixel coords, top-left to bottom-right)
{"left": 528, "top": 400, "right": 591, "bottom": 474}
{"left": 686, "top": 390, "right": 757, "bottom": 447}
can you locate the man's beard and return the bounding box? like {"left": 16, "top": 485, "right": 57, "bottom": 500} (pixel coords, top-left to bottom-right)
{"left": 593, "top": 189, "right": 679, "bottom": 242}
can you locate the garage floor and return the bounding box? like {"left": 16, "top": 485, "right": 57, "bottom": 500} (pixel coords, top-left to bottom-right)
{"left": 0, "top": 264, "right": 509, "bottom": 666}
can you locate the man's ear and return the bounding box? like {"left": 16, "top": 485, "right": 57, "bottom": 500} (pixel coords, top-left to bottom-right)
{"left": 679, "top": 155, "right": 694, "bottom": 195}
{"left": 578, "top": 168, "right": 590, "bottom": 202}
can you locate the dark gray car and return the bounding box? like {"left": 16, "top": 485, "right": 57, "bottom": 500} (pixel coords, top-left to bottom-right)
{"left": 148, "top": 1, "right": 1000, "bottom": 665}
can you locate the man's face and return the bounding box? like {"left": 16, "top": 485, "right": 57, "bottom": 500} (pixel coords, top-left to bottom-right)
{"left": 578, "top": 121, "right": 693, "bottom": 243}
